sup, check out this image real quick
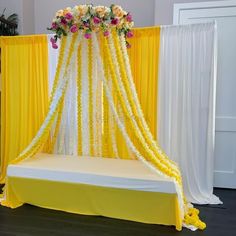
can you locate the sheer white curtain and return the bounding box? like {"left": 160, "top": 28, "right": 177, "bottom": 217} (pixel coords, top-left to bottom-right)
{"left": 158, "top": 22, "right": 222, "bottom": 204}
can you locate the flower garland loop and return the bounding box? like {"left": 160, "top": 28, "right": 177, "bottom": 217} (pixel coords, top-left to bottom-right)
{"left": 48, "top": 4, "right": 134, "bottom": 49}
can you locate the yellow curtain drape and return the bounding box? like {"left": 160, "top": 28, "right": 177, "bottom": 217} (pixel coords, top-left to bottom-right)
{"left": 0, "top": 35, "right": 49, "bottom": 183}
{"left": 128, "top": 26, "right": 160, "bottom": 139}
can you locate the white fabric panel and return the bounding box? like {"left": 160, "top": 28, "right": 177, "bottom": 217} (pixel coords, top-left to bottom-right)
{"left": 158, "top": 22, "right": 222, "bottom": 204}
{"left": 7, "top": 153, "right": 176, "bottom": 194}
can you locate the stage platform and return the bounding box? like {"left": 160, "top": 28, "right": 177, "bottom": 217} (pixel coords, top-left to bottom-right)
{"left": 4, "top": 153, "right": 182, "bottom": 230}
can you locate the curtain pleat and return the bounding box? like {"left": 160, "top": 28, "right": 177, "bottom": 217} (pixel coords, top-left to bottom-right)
{"left": 0, "top": 35, "right": 49, "bottom": 183}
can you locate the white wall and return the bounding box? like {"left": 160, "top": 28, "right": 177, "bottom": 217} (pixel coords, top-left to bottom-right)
{"left": 22, "top": 0, "right": 35, "bottom": 35}
{"left": 0, "top": 0, "right": 225, "bottom": 35}
{"left": 155, "top": 0, "right": 223, "bottom": 25}
{"left": 34, "top": 0, "right": 155, "bottom": 34}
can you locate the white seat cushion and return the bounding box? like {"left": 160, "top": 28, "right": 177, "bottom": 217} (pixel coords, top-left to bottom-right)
{"left": 7, "top": 153, "right": 176, "bottom": 194}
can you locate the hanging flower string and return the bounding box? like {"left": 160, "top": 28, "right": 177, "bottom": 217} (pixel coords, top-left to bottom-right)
{"left": 48, "top": 4, "right": 134, "bottom": 49}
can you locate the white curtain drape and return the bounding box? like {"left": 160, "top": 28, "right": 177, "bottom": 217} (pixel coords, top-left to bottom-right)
{"left": 158, "top": 22, "right": 222, "bottom": 204}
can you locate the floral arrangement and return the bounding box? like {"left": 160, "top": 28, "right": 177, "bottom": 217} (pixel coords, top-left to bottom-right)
{"left": 48, "top": 4, "right": 134, "bottom": 49}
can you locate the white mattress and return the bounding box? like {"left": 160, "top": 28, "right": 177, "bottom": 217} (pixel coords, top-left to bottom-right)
{"left": 7, "top": 153, "right": 176, "bottom": 194}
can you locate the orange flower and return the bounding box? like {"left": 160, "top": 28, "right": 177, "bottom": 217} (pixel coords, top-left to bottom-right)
{"left": 112, "top": 5, "right": 125, "bottom": 19}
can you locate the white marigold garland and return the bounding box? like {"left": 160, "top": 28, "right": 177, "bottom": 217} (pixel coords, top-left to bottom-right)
{"left": 81, "top": 39, "right": 90, "bottom": 156}
{"left": 107, "top": 78, "right": 119, "bottom": 158}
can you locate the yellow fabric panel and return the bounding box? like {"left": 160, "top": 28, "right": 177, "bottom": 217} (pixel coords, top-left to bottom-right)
{"left": 0, "top": 35, "right": 49, "bottom": 183}
{"left": 3, "top": 176, "right": 181, "bottom": 230}
{"left": 128, "top": 27, "right": 160, "bottom": 139}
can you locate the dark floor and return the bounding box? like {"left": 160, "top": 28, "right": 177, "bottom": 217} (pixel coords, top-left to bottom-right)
{"left": 0, "top": 187, "right": 235, "bottom": 236}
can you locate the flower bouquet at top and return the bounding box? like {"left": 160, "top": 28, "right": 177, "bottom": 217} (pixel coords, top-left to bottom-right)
{"left": 47, "top": 4, "right": 134, "bottom": 49}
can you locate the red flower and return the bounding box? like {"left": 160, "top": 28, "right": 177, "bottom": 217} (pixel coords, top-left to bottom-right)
{"left": 61, "top": 18, "right": 67, "bottom": 25}
{"left": 111, "top": 18, "right": 119, "bottom": 25}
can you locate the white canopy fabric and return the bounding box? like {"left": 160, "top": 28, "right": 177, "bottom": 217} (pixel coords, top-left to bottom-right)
{"left": 158, "top": 22, "right": 222, "bottom": 204}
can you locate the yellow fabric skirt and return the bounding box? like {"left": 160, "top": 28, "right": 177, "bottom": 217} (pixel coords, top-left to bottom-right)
{"left": 2, "top": 176, "right": 182, "bottom": 230}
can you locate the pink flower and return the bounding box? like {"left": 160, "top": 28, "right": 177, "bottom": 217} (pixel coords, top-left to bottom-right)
{"left": 51, "top": 22, "right": 58, "bottom": 29}
{"left": 50, "top": 37, "right": 56, "bottom": 44}
{"left": 84, "top": 32, "right": 92, "bottom": 39}
{"left": 103, "top": 31, "right": 110, "bottom": 37}
{"left": 61, "top": 18, "right": 67, "bottom": 25}
{"left": 70, "top": 24, "right": 78, "bottom": 33}
{"left": 111, "top": 18, "right": 119, "bottom": 25}
{"left": 52, "top": 43, "right": 58, "bottom": 49}
{"left": 65, "top": 12, "right": 73, "bottom": 20}
{"left": 126, "top": 13, "right": 132, "bottom": 22}
{"left": 93, "top": 16, "right": 101, "bottom": 24}
{"left": 126, "top": 31, "right": 133, "bottom": 38}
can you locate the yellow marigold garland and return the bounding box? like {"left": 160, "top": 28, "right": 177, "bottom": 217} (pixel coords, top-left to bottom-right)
{"left": 119, "top": 34, "right": 180, "bottom": 169}
{"left": 112, "top": 32, "right": 182, "bottom": 177}
{"left": 77, "top": 43, "right": 82, "bottom": 156}
{"left": 88, "top": 39, "right": 94, "bottom": 156}
{"left": 102, "top": 44, "right": 110, "bottom": 157}
{"left": 103, "top": 36, "right": 181, "bottom": 183}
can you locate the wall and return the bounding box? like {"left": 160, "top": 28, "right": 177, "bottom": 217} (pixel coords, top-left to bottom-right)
{"left": 0, "top": 0, "right": 225, "bottom": 35}
{"left": 34, "top": 0, "right": 155, "bottom": 34}
{"left": 22, "top": 0, "right": 35, "bottom": 34}
{"left": 155, "top": 0, "right": 222, "bottom": 25}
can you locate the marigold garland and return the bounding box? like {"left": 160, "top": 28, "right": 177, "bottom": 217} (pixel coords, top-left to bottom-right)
{"left": 119, "top": 34, "right": 180, "bottom": 169}
{"left": 104, "top": 35, "right": 179, "bottom": 179}
{"left": 103, "top": 32, "right": 187, "bottom": 221}
{"left": 102, "top": 50, "right": 110, "bottom": 157}
{"left": 113, "top": 32, "right": 181, "bottom": 177}
{"left": 88, "top": 39, "right": 94, "bottom": 156}
{"left": 77, "top": 44, "right": 82, "bottom": 156}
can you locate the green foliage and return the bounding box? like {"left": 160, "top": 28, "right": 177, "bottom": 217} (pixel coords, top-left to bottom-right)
{"left": 0, "top": 9, "right": 19, "bottom": 36}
